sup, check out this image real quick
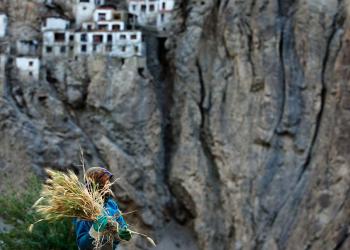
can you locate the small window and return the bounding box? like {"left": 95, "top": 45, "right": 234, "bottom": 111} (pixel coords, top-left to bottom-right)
{"left": 135, "top": 46, "right": 139, "bottom": 53}
{"left": 114, "top": 13, "right": 121, "bottom": 20}
{"left": 60, "top": 46, "right": 66, "bottom": 53}
{"left": 87, "top": 25, "right": 92, "bottom": 31}
{"left": 29, "top": 61, "right": 33, "bottom": 66}
{"left": 149, "top": 4, "right": 155, "bottom": 12}
{"left": 93, "top": 35, "right": 103, "bottom": 43}
{"left": 161, "top": 14, "right": 164, "bottom": 22}
{"left": 70, "top": 35, "right": 74, "bottom": 41}
{"left": 98, "top": 24, "right": 108, "bottom": 30}
{"left": 121, "top": 46, "right": 126, "bottom": 52}
{"left": 54, "top": 33, "right": 65, "bottom": 42}
{"left": 106, "top": 44, "right": 112, "bottom": 52}
{"left": 81, "top": 45, "right": 87, "bottom": 52}
{"left": 70, "top": 46, "right": 74, "bottom": 51}
{"left": 83, "top": 7, "right": 87, "bottom": 10}
{"left": 112, "top": 24, "right": 120, "bottom": 31}
{"left": 93, "top": 45, "right": 97, "bottom": 52}
{"left": 107, "top": 34, "right": 112, "bottom": 42}
{"left": 131, "top": 34, "right": 137, "bottom": 40}
{"left": 120, "top": 34, "right": 126, "bottom": 40}
{"left": 162, "top": 2, "right": 166, "bottom": 9}
{"left": 141, "top": 5, "right": 146, "bottom": 12}
{"left": 98, "top": 13, "right": 106, "bottom": 21}
{"left": 132, "top": 4, "right": 136, "bottom": 11}
{"left": 46, "top": 46, "right": 52, "bottom": 53}
{"left": 29, "top": 71, "right": 33, "bottom": 76}
{"left": 81, "top": 34, "right": 87, "bottom": 42}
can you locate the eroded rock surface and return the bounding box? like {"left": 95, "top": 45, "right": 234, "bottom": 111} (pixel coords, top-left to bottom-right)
{"left": 0, "top": 0, "right": 349, "bottom": 249}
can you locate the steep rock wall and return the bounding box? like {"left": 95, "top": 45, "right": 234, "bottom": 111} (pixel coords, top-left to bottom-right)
{"left": 0, "top": 0, "right": 349, "bottom": 250}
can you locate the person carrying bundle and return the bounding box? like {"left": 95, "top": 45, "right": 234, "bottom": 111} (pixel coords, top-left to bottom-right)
{"left": 73, "top": 167, "right": 132, "bottom": 250}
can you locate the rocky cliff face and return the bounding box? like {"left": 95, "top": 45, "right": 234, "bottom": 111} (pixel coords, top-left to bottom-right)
{"left": 0, "top": 0, "right": 349, "bottom": 250}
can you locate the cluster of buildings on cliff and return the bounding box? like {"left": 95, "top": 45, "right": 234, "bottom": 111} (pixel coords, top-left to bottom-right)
{"left": 0, "top": 0, "right": 175, "bottom": 81}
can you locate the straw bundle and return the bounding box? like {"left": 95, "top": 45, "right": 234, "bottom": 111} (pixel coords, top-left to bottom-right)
{"left": 31, "top": 169, "right": 156, "bottom": 247}
{"left": 33, "top": 169, "right": 105, "bottom": 222}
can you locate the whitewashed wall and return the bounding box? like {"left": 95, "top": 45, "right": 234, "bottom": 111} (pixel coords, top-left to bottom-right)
{"left": 15, "top": 57, "right": 40, "bottom": 80}
{"left": 74, "top": 0, "right": 96, "bottom": 26}
{"left": 0, "top": 14, "right": 8, "bottom": 38}
{"left": 93, "top": 9, "right": 114, "bottom": 22}
{"left": 128, "top": 0, "right": 158, "bottom": 26}
{"left": 42, "top": 17, "right": 70, "bottom": 31}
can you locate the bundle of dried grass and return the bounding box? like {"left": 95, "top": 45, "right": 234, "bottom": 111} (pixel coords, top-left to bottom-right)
{"left": 33, "top": 169, "right": 105, "bottom": 222}
{"left": 31, "top": 169, "right": 156, "bottom": 248}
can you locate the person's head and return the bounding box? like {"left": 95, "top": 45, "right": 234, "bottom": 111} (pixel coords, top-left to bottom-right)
{"left": 85, "top": 167, "right": 113, "bottom": 191}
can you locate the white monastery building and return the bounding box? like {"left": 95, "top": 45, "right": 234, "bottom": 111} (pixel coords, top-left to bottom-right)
{"left": 41, "top": 16, "right": 70, "bottom": 32}
{"left": 15, "top": 57, "right": 40, "bottom": 80}
{"left": 74, "top": 0, "right": 106, "bottom": 26}
{"left": 43, "top": 6, "right": 144, "bottom": 58}
{"left": 0, "top": 13, "right": 8, "bottom": 38}
{"left": 128, "top": 0, "right": 174, "bottom": 32}
{"left": 156, "top": 0, "right": 175, "bottom": 32}
{"left": 16, "top": 40, "right": 39, "bottom": 56}
{"left": 42, "top": 16, "right": 73, "bottom": 57}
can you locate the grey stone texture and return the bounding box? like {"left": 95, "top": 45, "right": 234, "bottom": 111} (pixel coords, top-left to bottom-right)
{"left": 0, "top": 0, "right": 349, "bottom": 249}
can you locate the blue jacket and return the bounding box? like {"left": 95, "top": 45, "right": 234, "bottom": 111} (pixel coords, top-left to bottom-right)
{"left": 73, "top": 197, "right": 128, "bottom": 250}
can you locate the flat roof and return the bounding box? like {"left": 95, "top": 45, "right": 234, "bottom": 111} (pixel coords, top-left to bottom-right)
{"left": 75, "top": 29, "right": 142, "bottom": 33}
{"left": 16, "top": 56, "right": 40, "bottom": 59}
{"left": 42, "top": 15, "right": 70, "bottom": 20}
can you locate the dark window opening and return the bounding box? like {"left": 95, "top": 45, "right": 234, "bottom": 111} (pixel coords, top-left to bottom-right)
{"left": 81, "top": 34, "right": 87, "bottom": 42}
{"left": 87, "top": 25, "right": 92, "bottom": 31}
{"left": 162, "top": 2, "right": 166, "bottom": 9}
{"left": 107, "top": 34, "right": 112, "bottom": 42}
{"left": 70, "top": 35, "right": 74, "bottom": 41}
{"left": 135, "top": 46, "right": 139, "bottom": 53}
{"left": 161, "top": 14, "right": 164, "bottom": 22}
{"left": 29, "top": 61, "right": 33, "bottom": 66}
{"left": 132, "top": 5, "right": 136, "bottom": 11}
{"left": 54, "top": 33, "right": 65, "bottom": 42}
{"left": 114, "top": 13, "right": 121, "bottom": 20}
{"left": 98, "top": 13, "right": 106, "bottom": 21}
{"left": 120, "top": 34, "right": 126, "bottom": 40}
{"left": 81, "top": 45, "right": 87, "bottom": 52}
{"left": 93, "top": 35, "right": 103, "bottom": 43}
{"left": 121, "top": 46, "right": 126, "bottom": 52}
{"left": 29, "top": 71, "right": 33, "bottom": 76}
{"left": 70, "top": 46, "right": 74, "bottom": 51}
{"left": 98, "top": 24, "right": 108, "bottom": 30}
{"left": 60, "top": 46, "right": 66, "bottom": 53}
{"left": 141, "top": 5, "right": 146, "bottom": 12}
{"left": 93, "top": 45, "right": 97, "bottom": 52}
{"left": 46, "top": 46, "right": 52, "bottom": 53}
{"left": 131, "top": 34, "right": 137, "bottom": 40}
{"left": 112, "top": 24, "right": 120, "bottom": 31}
{"left": 80, "top": 0, "right": 90, "bottom": 2}
{"left": 150, "top": 4, "right": 155, "bottom": 11}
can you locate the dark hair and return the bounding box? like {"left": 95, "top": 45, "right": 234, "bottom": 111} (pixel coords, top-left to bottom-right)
{"left": 85, "top": 167, "right": 114, "bottom": 197}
